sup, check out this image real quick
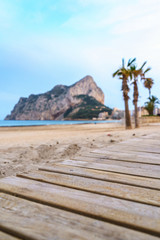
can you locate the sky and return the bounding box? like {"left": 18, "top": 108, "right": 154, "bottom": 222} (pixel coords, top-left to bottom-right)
{"left": 0, "top": 0, "right": 160, "bottom": 119}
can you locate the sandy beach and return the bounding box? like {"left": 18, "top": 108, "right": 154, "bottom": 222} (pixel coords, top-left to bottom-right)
{"left": 0, "top": 122, "right": 160, "bottom": 178}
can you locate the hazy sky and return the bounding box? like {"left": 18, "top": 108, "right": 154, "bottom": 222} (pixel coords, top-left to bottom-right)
{"left": 0, "top": 0, "right": 160, "bottom": 119}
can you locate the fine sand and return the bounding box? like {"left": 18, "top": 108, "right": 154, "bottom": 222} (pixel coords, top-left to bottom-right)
{"left": 0, "top": 122, "right": 160, "bottom": 178}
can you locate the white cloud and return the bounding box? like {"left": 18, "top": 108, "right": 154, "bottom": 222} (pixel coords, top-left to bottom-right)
{"left": 112, "top": 2, "right": 160, "bottom": 35}
{"left": 62, "top": 0, "right": 160, "bottom": 34}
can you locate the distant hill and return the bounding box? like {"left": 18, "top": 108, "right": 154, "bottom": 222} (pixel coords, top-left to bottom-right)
{"left": 5, "top": 75, "right": 112, "bottom": 120}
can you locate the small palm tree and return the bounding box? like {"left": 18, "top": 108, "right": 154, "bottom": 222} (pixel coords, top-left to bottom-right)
{"left": 129, "top": 61, "right": 151, "bottom": 128}
{"left": 144, "top": 78, "right": 154, "bottom": 98}
{"left": 113, "top": 59, "right": 134, "bottom": 129}
{"left": 145, "top": 95, "right": 159, "bottom": 115}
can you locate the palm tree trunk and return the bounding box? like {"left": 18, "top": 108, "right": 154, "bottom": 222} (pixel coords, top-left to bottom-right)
{"left": 124, "top": 99, "right": 132, "bottom": 129}
{"left": 133, "top": 81, "right": 139, "bottom": 128}
{"left": 134, "top": 101, "right": 139, "bottom": 128}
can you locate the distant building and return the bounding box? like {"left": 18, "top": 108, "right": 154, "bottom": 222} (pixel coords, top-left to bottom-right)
{"left": 137, "top": 107, "right": 160, "bottom": 117}
{"left": 111, "top": 108, "right": 125, "bottom": 119}
{"left": 137, "top": 107, "right": 149, "bottom": 117}
{"left": 98, "top": 112, "right": 108, "bottom": 120}
{"left": 154, "top": 108, "right": 160, "bottom": 115}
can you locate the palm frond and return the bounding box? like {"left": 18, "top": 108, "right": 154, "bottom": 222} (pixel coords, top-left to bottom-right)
{"left": 130, "top": 65, "right": 136, "bottom": 71}
{"left": 122, "top": 58, "right": 125, "bottom": 68}
{"left": 112, "top": 69, "right": 119, "bottom": 77}
{"left": 144, "top": 67, "right": 151, "bottom": 74}
{"left": 117, "top": 72, "right": 122, "bottom": 76}
{"left": 127, "top": 58, "right": 136, "bottom": 67}
{"left": 140, "top": 61, "right": 147, "bottom": 69}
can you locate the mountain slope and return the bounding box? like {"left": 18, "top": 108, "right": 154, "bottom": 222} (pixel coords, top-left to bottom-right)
{"left": 64, "top": 95, "right": 112, "bottom": 119}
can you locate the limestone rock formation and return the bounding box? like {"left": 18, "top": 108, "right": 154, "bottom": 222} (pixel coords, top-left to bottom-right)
{"left": 5, "top": 75, "right": 111, "bottom": 120}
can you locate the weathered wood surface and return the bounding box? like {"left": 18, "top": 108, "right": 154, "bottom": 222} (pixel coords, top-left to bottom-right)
{"left": 0, "top": 231, "right": 21, "bottom": 240}
{"left": 111, "top": 138, "right": 160, "bottom": 146}
{"left": 109, "top": 145, "right": 160, "bottom": 154}
{"left": 1, "top": 193, "right": 159, "bottom": 240}
{"left": 92, "top": 148, "right": 160, "bottom": 159}
{"left": 72, "top": 156, "right": 160, "bottom": 170}
{"left": 18, "top": 170, "right": 160, "bottom": 206}
{"left": 92, "top": 137, "right": 160, "bottom": 157}
{"left": 1, "top": 134, "right": 160, "bottom": 239}
{"left": 104, "top": 139, "right": 160, "bottom": 154}
{"left": 0, "top": 176, "right": 160, "bottom": 236}
{"left": 120, "top": 137, "right": 160, "bottom": 145}
{"left": 88, "top": 151, "right": 160, "bottom": 164}
{"left": 40, "top": 164, "right": 160, "bottom": 190}
{"left": 60, "top": 160, "right": 160, "bottom": 178}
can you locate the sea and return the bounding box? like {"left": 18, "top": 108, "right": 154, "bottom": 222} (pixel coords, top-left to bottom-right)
{"left": 0, "top": 120, "right": 121, "bottom": 127}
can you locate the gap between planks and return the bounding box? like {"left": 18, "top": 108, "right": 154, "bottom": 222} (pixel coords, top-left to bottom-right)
{"left": 17, "top": 169, "right": 160, "bottom": 207}
{"left": 85, "top": 152, "right": 160, "bottom": 165}
{"left": 0, "top": 193, "right": 159, "bottom": 240}
{"left": 71, "top": 156, "right": 160, "bottom": 170}
{"left": 0, "top": 231, "right": 21, "bottom": 240}
{"left": 59, "top": 160, "right": 160, "bottom": 179}
{"left": 39, "top": 164, "right": 160, "bottom": 190}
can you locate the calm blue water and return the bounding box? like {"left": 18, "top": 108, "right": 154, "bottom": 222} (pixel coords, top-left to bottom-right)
{"left": 0, "top": 120, "right": 120, "bottom": 127}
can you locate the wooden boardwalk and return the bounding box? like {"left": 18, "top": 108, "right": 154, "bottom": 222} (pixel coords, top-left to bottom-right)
{"left": 0, "top": 134, "right": 160, "bottom": 239}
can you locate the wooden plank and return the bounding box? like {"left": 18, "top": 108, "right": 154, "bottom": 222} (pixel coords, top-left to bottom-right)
{"left": 72, "top": 156, "right": 160, "bottom": 170}
{"left": 39, "top": 164, "right": 160, "bottom": 190}
{"left": 91, "top": 149, "right": 160, "bottom": 160}
{"left": 0, "top": 177, "right": 160, "bottom": 236}
{"left": 110, "top": 138, "right": 160, "bottom": 147}
{"left": 100, "top": 137, "right": 160, "bottom": 154}
{"left": 0, "top": 231, "right": 21, "bottom": 240}
{"left": 116, "top": 144, "right": 160, "bottom": 153}
{"left": 135, "top": 134, "right": 160, "bottom": 140}
{"left": 117, "top": 138, "right": 160, "bottom": 147}
{"left": 138, "top": 137, "right": 160, "bottom": 142}
{"left": 90, "top": 150, "right": 160, "bottom": 165}
{"left": 107, "top": 144, "right": 160, "bottom": 154}
{"left": 111, "top": 137, "right": 160, "bottom": 146}
{"left": 18, "top": 170, "right": 160, "bottom": 206}
{"left": 0, "top": 193, "right": 159, "bottom": 240}
{"left": 60, "top": 160, "right": 160, "bottom": 179}
{"left": 125, "top": 142, "right": 160, "bottom": 149}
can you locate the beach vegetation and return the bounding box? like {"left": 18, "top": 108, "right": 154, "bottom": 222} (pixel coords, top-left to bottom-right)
{"left": 113, "top": 58, "right": 134, "bottom": 129}
{"left": 145, "top": 95, "right": 159, "bottom": 116}
{"left": 129, "top": 60, "right": 151, "bottom": 128}
{"left": 113, "top": 58, "right": 154, "bottom": 128}
{"left": 143, "top": 78, "right": 154, "bottom": 98}
{"left": 64, "top": 107, "right": 73, "bottom": 118}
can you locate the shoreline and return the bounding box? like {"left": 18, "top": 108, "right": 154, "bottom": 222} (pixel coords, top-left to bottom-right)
{"left": 0, "top": 119, "right": 121, "bottom": 127}
{"left": 0, "top": 120, "right": 121, "bottom": 128}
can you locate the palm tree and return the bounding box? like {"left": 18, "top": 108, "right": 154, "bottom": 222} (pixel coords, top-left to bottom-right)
{"left": 145, "top": 95, "right": 159, "bottom": 115}
{"left": 144, "top": 78, "right": 154, "bottom": 98}
{"left": 129, "top": 61, "right": 151, "bottom": 128}
{"left": 113, "top": 59, "right": 134, "bottom": 129}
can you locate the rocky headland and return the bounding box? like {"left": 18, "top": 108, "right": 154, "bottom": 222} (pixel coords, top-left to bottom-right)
{"left": 5, "top": 75, "right": 112, "bottom": 120}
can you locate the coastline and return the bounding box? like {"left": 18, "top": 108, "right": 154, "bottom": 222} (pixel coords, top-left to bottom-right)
{"left": 0, "top": 121, "right": 159, "bottom": 179}
{"left": 0, "top": 119, "right": 121, "bottom": 127}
